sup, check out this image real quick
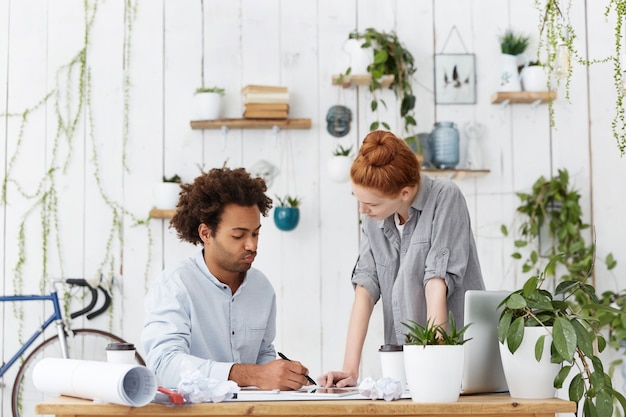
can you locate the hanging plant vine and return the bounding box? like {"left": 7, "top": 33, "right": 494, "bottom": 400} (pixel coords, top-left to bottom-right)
{"left": 535, "top": 0, "right": 626, "bottom": 155}
{"left": 1, "top": 0, "right": 151, "bottom": 339}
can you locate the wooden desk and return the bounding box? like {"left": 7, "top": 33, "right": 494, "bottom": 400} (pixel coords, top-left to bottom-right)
{"left": 36, "top": 393, "right": 576, "bottom": 417}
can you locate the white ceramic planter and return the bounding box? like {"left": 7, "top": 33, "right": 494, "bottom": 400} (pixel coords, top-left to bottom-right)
{"left": 327, "top": 155, "right": 353, "bottom": 183}
{"left": 153, "top": 182, "right": 181, "bottom": 209}
{"left": 499, "top": 53, "right": 524, "bottom": 92}
{"left": 192, "top": 92, "right": 222, "bottom": 120}
{"left": 343, "top": 38, "right": 372, "bottom": 75}
{"left": 499, "top": 326, "right": 561, "bottom": 399}
{"left": 522, "top": 66, "right": 549, "bottom": 92}
{"left": 403, "top": 344, "right": 464, "bottom": 403}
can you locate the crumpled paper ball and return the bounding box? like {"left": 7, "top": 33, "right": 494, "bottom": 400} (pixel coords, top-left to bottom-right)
{"left": 177, "top": 370, "right": 240, "bottom": 403}
{"left": 358, "top": 377, "right": 402, "bottom": 401}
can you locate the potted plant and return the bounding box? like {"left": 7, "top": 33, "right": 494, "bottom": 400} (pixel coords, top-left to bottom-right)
{"left": 402, "top": 312, "right": 471, "bottom": 403}
{"left": 501, "top": 168, "right": 616, "bottom": 279}
{"left": 521, "top": 61, "right": 549, "bottom": 92}
{"left": 497, "top": 255, "right": 626, "bottom": 416}
{"left": 153, "top": 174, "right": 181, "bottom": 210}
{"left": 327, "top": 145, "right": 353, "bottom": 183}
{"left": 498, "top": 30, "right": 530, "bottom": 92}
{"left": 339, "top": 28, "right": 418, "bottom": 145}
{"left": 192, "top": 86, "right": 225, "bottom": 120}
{"left": 273, "top": 194, "right": 301, "bottom": 231}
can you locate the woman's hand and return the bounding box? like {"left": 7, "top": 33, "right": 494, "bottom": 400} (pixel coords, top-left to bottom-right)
{"left": 316, "top": 370, "right": 357, "bottom": 388}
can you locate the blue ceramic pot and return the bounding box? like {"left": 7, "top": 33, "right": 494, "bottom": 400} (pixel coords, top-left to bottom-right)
{"left": 274, "top": 207, "right": 300, "bottom": 231}
{"left": 429, "top": 121, "right": 459, "bottom": 169}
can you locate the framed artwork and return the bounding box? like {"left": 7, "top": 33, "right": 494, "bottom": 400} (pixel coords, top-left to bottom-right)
{"left": 434, "top": 54, "right": 476, "bottom": 105}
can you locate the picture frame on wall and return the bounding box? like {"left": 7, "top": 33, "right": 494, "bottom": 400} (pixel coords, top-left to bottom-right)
{"left": 434, "top": 53, "right": 476, "bottom": 105}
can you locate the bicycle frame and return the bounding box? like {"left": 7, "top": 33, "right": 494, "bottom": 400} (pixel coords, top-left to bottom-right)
{"left": 0, "top": 291, "right": 69, "bottom": 378}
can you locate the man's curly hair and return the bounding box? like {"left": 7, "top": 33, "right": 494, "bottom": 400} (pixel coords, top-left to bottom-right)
{"left": 170, "top": 167, "right": 273, "bottom": 245}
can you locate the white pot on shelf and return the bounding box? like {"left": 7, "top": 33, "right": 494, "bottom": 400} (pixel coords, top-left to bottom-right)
{"left": 498, "top": 53, "right": 525, "bottom": 92}
{"left": 192, "top": 92, "right": 222, "bottom": 120}
{"left": 521, "top": 66, "right": 549, "bottom": 92}
{"left": 153, "top": 182, "right": 181, "bottom": 209}
{"left": 343, "top": 38, "right": 372, "bottom": 75}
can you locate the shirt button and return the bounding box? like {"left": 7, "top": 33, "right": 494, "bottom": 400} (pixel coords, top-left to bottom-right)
{"left": 402, "top": 248, "right": 407, "bottom": 253}
{"left": 232, "top": 331, "right": 235, "bottom": 335}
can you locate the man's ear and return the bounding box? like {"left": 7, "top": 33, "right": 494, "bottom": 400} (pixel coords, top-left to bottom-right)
{"left": 198, "top": 223, "right": 212, "bottom": 243}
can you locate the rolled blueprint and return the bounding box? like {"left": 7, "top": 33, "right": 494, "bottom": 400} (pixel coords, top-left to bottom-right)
{"left": 33, "top": 358, "right": 157, "bottom": 406}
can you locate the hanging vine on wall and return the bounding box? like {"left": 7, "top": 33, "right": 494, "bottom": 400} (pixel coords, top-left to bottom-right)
{"left": 1, "top": 0, "right": 151, "bottom": 337}
{"left": 535, "top": 0, "right": 626, "bottom": 155}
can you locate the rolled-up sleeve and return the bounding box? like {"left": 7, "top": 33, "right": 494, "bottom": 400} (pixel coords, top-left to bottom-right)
{"left": 351, "top": 224, "right": 382, "bottom": 303}
{"left": 423, "top": 184, "right": 473, "bottom": 297}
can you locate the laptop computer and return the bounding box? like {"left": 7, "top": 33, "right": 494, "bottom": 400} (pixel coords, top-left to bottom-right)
{"left": 461, "top": 290, "right": 511, "bottom": 394}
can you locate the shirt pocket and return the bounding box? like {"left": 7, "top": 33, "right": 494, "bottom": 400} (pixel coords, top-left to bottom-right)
{"left": 243, "top": 322, "right": 267, "bottom": 361}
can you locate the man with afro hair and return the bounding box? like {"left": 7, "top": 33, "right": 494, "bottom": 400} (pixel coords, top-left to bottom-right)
{"left": 142, "top": 167, "right": 312, "bottom": 390}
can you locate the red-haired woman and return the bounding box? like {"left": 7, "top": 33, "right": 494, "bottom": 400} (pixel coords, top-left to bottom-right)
{"left": 318, "top": 130, "right": 485, "bottom": 388}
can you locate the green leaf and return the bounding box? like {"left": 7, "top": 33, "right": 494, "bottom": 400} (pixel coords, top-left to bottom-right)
{"left": 555, "top": 365, "right": 572, "bottom": 389}
{"left": 506, "top": 293, "right": 527, "bottom": 309}
{"left": 571, "top": 319, "right": 594, "bottom": 357}
{"left": 534, "top": 334, "right": 545, "bottom": 361}
{"left": 498, "top": 310, "right": 513, "bottom": 343}
{"left": 506, "top": 317, "right": 525, "bottom": 353}
{"left": 553, "top": 317, "right": 577, "bottom": 361}
{"left": 569, "top": 373, "right": 584, "bottom": 403}
{"left": 596, "top": 389, "right": 613, "bottom": 417}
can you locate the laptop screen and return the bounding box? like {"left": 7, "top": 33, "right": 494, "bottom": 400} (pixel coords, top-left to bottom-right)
{"left": 461, "top": 290, "right": 511, "bottom": 394}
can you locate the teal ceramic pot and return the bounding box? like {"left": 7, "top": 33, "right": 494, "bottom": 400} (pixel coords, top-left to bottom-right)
{"left": 274, "top": 207, "right": 300, "bottom": 231}
{"left": 429, "top": 121, "right": 459, "bottom": 169}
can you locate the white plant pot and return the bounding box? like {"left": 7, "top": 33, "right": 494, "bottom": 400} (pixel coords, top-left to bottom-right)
{"left": 522, "top": 66, "right": 549, "bottom": 92}
{"left": 153, "top": 182, "right": 181, "bottom": 209}
{"left": 192, "top": 92, "right": 222, "bottom": 120}
{"left": 327, "top": 155, "right": 353, "bottom": 183}
{"left": 343, "top": 38, "right": 372, "bottom": 75}
{"left": 404, "top": 344, "right": 464, "bottom": 403}
{"left": 499, "top": 53, "right": 524, "bottom": 92}
{"left": 499, "top": 326, "right": 561, "bottom": 399}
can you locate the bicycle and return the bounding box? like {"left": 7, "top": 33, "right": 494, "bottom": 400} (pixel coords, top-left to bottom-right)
{"left": 0, "top": 278, "right": 145, "bottom": 417}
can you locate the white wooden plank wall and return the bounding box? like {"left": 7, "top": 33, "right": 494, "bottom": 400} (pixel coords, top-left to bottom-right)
{"left": 2, "top": 1, "right": 626, "bottom": 415}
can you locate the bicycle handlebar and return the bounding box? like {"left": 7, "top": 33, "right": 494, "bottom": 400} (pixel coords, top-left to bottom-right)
{"left": 65, "top": 278, "right": 111, "bottom": 320}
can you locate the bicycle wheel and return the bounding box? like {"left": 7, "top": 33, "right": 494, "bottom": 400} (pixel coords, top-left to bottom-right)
{"left": 11, "top": 328, "right": 145, "bottom": 417}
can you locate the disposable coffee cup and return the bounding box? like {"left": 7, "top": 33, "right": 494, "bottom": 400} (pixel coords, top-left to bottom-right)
{"left": 106, "top": 342, "right": 136, "bottom": 364}
{"left": 379, "top": 344, "right": 406, "bottom": 390}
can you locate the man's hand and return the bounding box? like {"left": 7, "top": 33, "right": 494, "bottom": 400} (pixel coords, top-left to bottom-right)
{"left": 230, "top": 360, "right": 311, "bottom": 390}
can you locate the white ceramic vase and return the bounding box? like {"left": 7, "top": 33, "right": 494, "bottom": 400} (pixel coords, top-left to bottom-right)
{"left": 153, "top": 182, "right": 181, "bottom": 209}
{"left": 327, "top": 155, "right": 353, "bottom": 183}
{"left": 343, "top": 38, "right": 372, "bottom": 75}
{"left": 521, "top": 66, "right": 549, "bottom": 92}
{"left": 192, "top": 92, "right": 222, "bottom": 120}
{"left": 403, "top": 344, "right": 464, "bottom": 403}
{"left": 499, "top": 53, "right": 524, "bottom": 92}
{"left": 499, "top": 326, "right": 561, "bottom": 399}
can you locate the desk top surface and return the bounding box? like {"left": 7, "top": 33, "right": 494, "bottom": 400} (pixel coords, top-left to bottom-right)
{"left": 36, "top": 394, "right": 577, "bottom": 416}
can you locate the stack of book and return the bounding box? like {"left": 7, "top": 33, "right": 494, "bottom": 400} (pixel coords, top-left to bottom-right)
{"left": 242, "top": 85, "right": 289, "bottom": 119}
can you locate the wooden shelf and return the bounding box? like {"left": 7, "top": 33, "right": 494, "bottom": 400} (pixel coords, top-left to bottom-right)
{"left": 190, "top": 118, "right": 311, "bottom": 130}
{"left": 331, "top": 74, "right": 394, "bottom": 88}
{"left": 150, "top": 208, "right": 176, "bottom": 219}
{"left": 490, "top": 91, "right": 556, "bottom": 104}
{"left": 422, "top": 169, "right": 490, "bottom": 180}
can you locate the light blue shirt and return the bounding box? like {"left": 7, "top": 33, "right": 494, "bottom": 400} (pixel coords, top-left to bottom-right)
{"left": 352, "top": 175, "right": 485, "bottom": 345}
{"left": 142, "top": 250, "right": 277, "bottom": 387}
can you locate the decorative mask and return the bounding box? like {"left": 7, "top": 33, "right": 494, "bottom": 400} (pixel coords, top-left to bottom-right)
{"left": 326, "top": 105, "right": 352, "bottom": 138}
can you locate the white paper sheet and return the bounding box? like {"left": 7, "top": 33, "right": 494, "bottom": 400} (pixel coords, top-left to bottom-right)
{"left": 33, "top": 358, "right": 157, "bottom": 407}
